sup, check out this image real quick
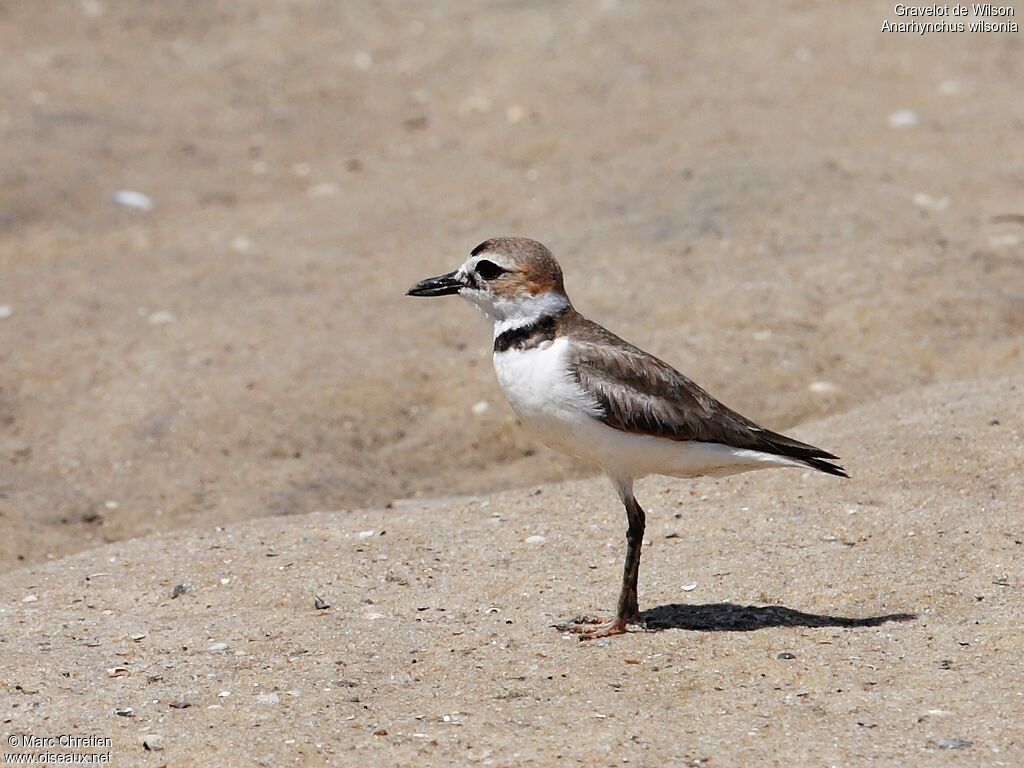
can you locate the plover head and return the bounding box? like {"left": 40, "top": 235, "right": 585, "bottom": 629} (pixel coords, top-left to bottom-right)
{"left": 407, "top": 237, "right": 570, "bottom": 329}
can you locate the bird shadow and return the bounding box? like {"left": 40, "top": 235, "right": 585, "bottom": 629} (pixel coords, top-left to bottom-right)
{"left": 640, "top": 602, "right": 916, "bottom": 633}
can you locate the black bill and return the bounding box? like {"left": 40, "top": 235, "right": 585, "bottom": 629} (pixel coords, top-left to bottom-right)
{"left": 406, "top": 271, "right": 463, "bottom": 297}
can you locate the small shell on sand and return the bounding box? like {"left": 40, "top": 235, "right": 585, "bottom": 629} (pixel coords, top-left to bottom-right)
{"left": 113, "top": 190, "right": 154, "bottom": 211}
{"left": 79, "top": 0, "right": 104, "bottom": 16}
{"left": 937, "top": 738, "right": 972, "bottom": 750}
{"left": 888, "top": 110, "right": 919, "bottom": 129}
{"left": 506, "top": 105, "right": 526, "bottom": 124}
{"left": 988, "top": 233, "right": 1020, "bottom": 248}
{"left": 809, "top": 381, "right": 839, "bottom": 395}
{"left": 147, "top": 310, "right": 175, "bottom": 325}
{"left": 307, "top": 182, "right": 339, "bottom": 198}
{"left": 913, "top": 193, "right": 950, "bottom": 211}
{"left": 353, "top": 51, "right": 373, "bottom": 71}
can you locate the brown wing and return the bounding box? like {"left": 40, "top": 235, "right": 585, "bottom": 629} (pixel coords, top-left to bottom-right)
{"left": 564, "top": 315, "right": 847, "bottom": 477}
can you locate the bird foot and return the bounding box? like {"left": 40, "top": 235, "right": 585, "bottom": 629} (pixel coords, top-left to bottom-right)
{"left": 554, "top": 614, "right": 637, "bottom": 641}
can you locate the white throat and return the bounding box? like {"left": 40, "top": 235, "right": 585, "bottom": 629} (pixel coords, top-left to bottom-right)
{"left": 461, "top": 290, "right": 570, "bottom": 337}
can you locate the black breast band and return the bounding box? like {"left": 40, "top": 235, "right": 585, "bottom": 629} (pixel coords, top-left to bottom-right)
{"left": 493, "top": 312, "right": 563, "bottom": 353}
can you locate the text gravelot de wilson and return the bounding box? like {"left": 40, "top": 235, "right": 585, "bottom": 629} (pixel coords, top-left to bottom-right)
{"left": 883, "top": 4, "right": 1018, "bottom": 33}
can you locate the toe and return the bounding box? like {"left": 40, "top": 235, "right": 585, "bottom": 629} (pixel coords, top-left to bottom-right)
{"left": 578, "top": 618, "right": 628, "bottom": 641}
{"left": 553, "top": 615, "right": 604, "bottom": 633}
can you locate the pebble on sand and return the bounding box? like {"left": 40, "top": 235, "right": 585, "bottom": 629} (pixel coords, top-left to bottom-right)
{"left": 988, "top": 233, "right": 1020, "bottom": 248}
{"left": 888, "top": 110, "right": 919, "bottom": 129}
{"left": 506, "top": 105, "right": 527, "bottom": 124}
{"left": 809, "top": 380, "right": 839, "bottom": 395}
{"left": 0, "top": 305, "right": 12, "bottom": 319}
{"left": 307, "top": 182, "right": 339, "bottom": 198}
{"left": 471, "top": 400, "right": 490, "bottom": 416}
{"left": 353, "top": 51, "right": 374, "bottom": 71}
{"left": 937, "top": 738, "right": 972, "bottom": 750}
{"left": 913, "top": 193, "right": 950, "bottom": 212}
{"left": 524, "top": 535, "right": 546, "bottom": 544}
{"left": 113, "top": 190, "right": 154, "bottom": 211}
{"left": 459, "top": 95, "right": 492, "bottom": 117}
{"left": 147, "top": 310, "right": 175, "bottom": 325}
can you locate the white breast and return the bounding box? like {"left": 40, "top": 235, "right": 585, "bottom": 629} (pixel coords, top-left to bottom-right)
{"left": 492, "top": 337, "right": 603, "bottom": 455}
{"left": 493, "top": 336, "right": 804, "bottom": 481}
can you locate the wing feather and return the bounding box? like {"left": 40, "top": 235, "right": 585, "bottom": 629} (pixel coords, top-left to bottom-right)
{"left": 564, "top": 317, "right": 847, "bottom": 477}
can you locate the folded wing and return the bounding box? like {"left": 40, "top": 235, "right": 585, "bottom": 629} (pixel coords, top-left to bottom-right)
{"left": 565, "top": 318, "right": 847, "bottom": 477}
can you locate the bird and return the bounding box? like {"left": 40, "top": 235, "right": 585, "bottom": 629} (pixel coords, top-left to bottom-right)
{"left": 407, "top": 237, "right": 846, "bottom": 640}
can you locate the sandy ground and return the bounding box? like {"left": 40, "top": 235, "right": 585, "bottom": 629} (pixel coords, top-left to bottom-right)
{"left": 0, "top": 0, "right": 1022, "bottom": 765}
{"left": 2, "top": 378, "right": 1022, "bottom": 766}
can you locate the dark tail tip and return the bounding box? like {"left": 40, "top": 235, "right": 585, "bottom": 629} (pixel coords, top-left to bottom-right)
{"left": 802, "top": 457, "right": 849, "bottom": 478}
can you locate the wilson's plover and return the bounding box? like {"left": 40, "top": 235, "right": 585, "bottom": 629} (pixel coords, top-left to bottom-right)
{"left": 408, "top": 237, "right": 846, "bottom": 639}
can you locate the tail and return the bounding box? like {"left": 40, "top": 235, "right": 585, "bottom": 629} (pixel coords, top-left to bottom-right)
{"left": 757, "top": 428, "right": 849, "bottom": 478}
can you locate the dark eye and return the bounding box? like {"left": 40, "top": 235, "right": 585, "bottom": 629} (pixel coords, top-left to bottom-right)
{"left": 475, "top": 259, "right": 504, "bottom": 280}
